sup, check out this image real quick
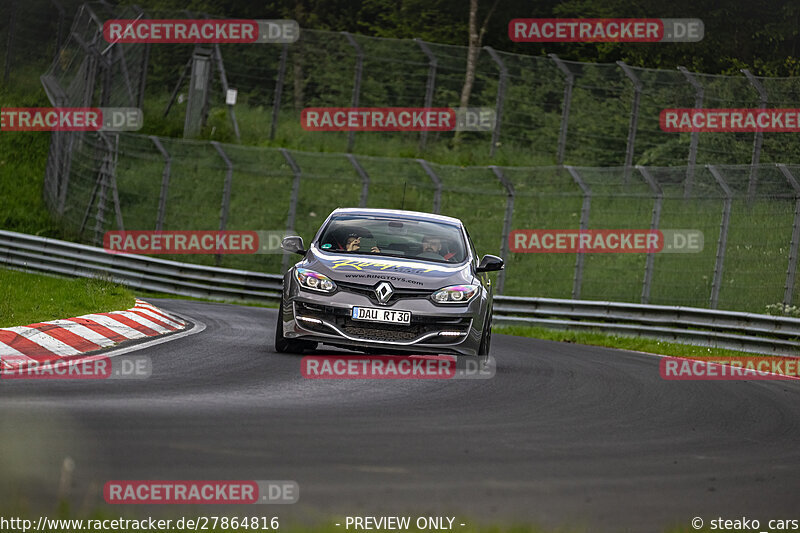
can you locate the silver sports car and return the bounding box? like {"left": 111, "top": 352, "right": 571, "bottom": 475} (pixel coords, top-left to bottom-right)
{"left": 275, "top": 208, "right": 503, "bottom": 356}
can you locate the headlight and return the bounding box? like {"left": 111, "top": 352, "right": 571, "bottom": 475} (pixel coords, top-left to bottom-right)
{"left": 295, "top": 268, "right": 337, "bottom": 293}
{"left": 431, "top": 284, "right": 479, "bottom": 304}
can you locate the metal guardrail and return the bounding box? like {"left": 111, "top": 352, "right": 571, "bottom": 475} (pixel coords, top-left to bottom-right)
{"left": 492, "top": 296, "right": 800, "bottom": 357}
{"left": 0, "top": 230, "right": 283, "bottom": 302}
{"left": 2, "top": 230, "right": 799, "bottom": 357}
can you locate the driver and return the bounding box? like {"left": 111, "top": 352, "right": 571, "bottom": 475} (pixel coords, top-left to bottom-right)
{"left": 421, "top": 235, "right": 455, "bottom": 260}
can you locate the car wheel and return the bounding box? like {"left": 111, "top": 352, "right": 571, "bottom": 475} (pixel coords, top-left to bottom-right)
{"left": 274, "top": 299, "right": 317, "bottom": 354}
{"left": 478, "top": 305, "right": 493, "bottom": 356}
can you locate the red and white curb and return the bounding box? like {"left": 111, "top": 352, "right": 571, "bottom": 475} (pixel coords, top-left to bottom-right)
{"left": 0, "top": 299, "right": 186, "bottom": 370}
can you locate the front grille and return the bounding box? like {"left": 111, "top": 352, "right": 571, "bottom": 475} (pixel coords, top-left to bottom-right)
{"left": 341, "top": 325, "right": 420, "bottom": 342}
{"left": 294, "top": 301, "right": 471, "bottom": 344}
{"left": 336, "top": 281, "right": 431, "bottom": 306}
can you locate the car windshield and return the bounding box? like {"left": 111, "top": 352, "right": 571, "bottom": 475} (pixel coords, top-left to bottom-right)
{"left": 316, "top": 214, "right": 467, "bottom": 264}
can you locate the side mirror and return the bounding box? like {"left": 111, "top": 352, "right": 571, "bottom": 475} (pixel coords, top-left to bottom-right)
{"left": 476, "top": 254, "right": 504, "bottom": 273}
{"left": 281, "top": 236, "right": 306, "bottom": 255}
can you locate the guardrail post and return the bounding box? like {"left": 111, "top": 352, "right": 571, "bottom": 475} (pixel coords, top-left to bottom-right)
{"left": 742, "top": 69, "right": 767, "bottom": 204}
{"left": 678, "top": 66, "right": 703, "bottom": 198}
{"left": 484, "top": 46, "right": 507, "bottom": 158}
{"left": 777, "top": 164, "right": 800, "bottom": 307}
{"left": 211, "top": 141, "right": 234, "bottom": 266}
{"left": 415, "top": 38, "right": 438, "bottom": 152}
{"left": 618, "top": 61, "right": 642, "bottom": 185}
{"left": 707, "top": 165, "right": 733, "bottom": 309}
{"left": 151, "top": 136, "right": 172, "bottom": 231}
{"left": 281, "top": 148, "right": 302, "bottom": 272}
{"left": 269, "top": 43, "right": 289, "bottom": 141}
{"left": 346, "top": 154, "right": 370, "bottom": 207}
{"left": 213, "top": 44, "right": 241, "bottom": 142}
{"left": 637, "top": 166, "right": 663, "bottom": 304}
{"left": 549, "top": 54, "right": 574, "bottom": 165}
{"left": 565, "top": 166, "right": 591, "bottom": 299}
{"left": 490, "top": 166, "right": 515, "bottom": 294}
{"left": 342, "top": 32, "right": 363, "bottom": 153}
{"left": 416, "top": 159, "right": 442, "bottom": 214}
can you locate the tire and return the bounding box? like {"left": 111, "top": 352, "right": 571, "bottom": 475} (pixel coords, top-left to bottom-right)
{"left": 477, "top": 304, "right": 493, "bottom": 356}
{"left": 274, "top": 299, "right": 317, "bottom": 354}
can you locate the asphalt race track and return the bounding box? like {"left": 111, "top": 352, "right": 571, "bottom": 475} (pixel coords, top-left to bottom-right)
{"left": 3, "top": 298, "right": 800, "bottom": 532}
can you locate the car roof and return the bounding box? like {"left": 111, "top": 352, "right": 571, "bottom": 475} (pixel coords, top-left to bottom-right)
{"left": 328, "top": 208, "right": 463, "bottom": 226}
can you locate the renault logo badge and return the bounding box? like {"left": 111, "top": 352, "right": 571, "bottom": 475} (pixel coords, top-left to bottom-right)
{"left": 375, "top": 281, "right": 394, "bottom": 304}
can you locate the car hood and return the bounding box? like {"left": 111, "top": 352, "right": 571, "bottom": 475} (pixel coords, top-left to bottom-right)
{"left": 300, "top": 248, "right": 474, "bottom": 289}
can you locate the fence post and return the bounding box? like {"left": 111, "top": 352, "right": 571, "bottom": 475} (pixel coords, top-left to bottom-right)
{"left": 3, "top": 0, "right": 18, "bottom": 83}
{"left": 211, "top": 141, "right": 234, "bottom": 266}
{"left": 416, "top": 159, "right": 442, "bottom": 214}
{"left": 138, "top": 43, "right": 150, "bottom": 109}
{"left": 742, "top": 69, "right": 767, "bottom": 203}
{"left": 707, "top": 165, "right": 733, "bottom": 309}
{"left": 151, "top": 136, "right": 172, "bottom": 231}
{"left": 92, "top": 135, "right": 119, "bottom": 246}
{"left": 549, "top": 54, "right": 574, "bottom": 165}
{"left": 51, "top": 0, "right": 66, "bottom": 64}
{"left": 489, "top": 166, "right": 515, "bottom": 294}
{"left": 107, "top": 133, "right": 124, "bottom": 231}
{"left": 565, "top": 166, "right": 591, "bottom": 299}
{"left": 617, "top": 61, "right": 642, "bottom": 184}
{"left": 415, "top": 38, "right": 437, "bottom": 152}
{"left": 57, "top": 133, "right": 75, "bottom": 215}
{"left": 269, "top": 43, "right": 289, "bottom": 141}
{"left": 281, "top": 149, "right": 302, "bottom": 272}
{"left": 484, "top": 46, "right": 507, "bottom": 158}
{"left": 115, "top": 45, "right": 137, "bottom": 106}
{"left": 183, "top": 47, "right": 213, "bottom": 138}
{"left": 346, "top": 154, "right": 370, "bottom": 207}
{"left": 342, "top": 32, "right": 363, "bottom": 153}
{"left": 777, "top": 164, "right": 800, "bottom": 307}
{"left": 213, "top": 44, "right": 241, "bottom": 142}
{"left": 637, "top": 166, "right": 663, "bottom": 304}
{"left": 678, "top": 66, "right": 703, "bottom": 198}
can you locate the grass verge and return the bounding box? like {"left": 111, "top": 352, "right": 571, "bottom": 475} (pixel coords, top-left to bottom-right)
{"left": 494, "top": 324, "right": 772, "bottom": 361}
{"left": 0, "top": 268, "right": 135, "bottom": 328}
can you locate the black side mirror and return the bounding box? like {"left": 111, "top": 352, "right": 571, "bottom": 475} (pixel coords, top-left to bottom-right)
{"left": 476, "top": 254, "right": 504, "bottom": 273}
{"left": 281, "top": 236, "right": 306, "bottom": 255}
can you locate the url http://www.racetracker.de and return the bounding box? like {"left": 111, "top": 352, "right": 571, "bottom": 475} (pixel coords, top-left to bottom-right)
{"left": 0, "top": 516, "right": 281, "bottom": 532}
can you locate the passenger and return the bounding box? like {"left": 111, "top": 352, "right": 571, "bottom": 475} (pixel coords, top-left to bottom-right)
{"left": 345, "top": 233, "right": 381, "bottom": 253}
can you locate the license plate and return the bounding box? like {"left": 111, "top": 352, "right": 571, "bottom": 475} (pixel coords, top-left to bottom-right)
{"left": 351, "top": 306, "right": 411, "bottom": 325}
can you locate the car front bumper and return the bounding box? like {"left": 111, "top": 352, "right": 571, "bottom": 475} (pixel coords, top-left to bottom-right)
{"left": 281, "top": 286, "right": 485, "bottom": 356}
